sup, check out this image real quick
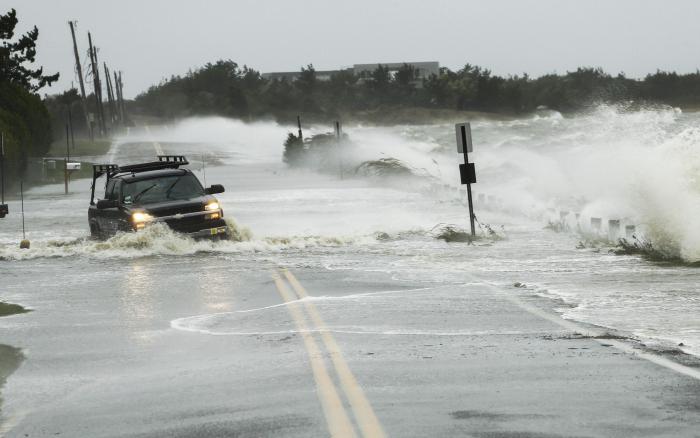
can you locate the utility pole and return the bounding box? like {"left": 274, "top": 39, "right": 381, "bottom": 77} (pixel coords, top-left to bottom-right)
{"left": 87, "top": 32, "right": 106, "bottom": 135}
{"left": 297, "top": 115, "right": 303, "bottom": 141}
{"left": 69, "top": 21, "right": 93, "bottom": 141}
{"left": 117, "top": 71, "right": 126, "bottom": 122}
{"left": 67, "top": 105, "right": 75, "bottom": 150}
{"left": 113, "top": 71, "right": 123, "bottom": 122}
{"left": 104, "top": 63, "right": 116, "bottom": 124}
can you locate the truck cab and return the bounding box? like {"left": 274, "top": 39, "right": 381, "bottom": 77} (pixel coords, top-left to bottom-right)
{"left": 88, "top": 156, "right": 228, "bottom": 239}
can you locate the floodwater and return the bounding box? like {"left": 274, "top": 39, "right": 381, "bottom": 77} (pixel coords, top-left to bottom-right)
{"left": 1, "top": 105, "right": 700, "bottom": 434}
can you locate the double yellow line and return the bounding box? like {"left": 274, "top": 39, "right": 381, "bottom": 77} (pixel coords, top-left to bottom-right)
{"left": 143, "top": 125, "right": 165, "bottom": 155}
{"left": 273, "top": 269, "right": 386, "bottom": 438}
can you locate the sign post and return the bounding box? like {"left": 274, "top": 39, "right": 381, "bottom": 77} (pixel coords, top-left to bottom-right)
{"left": 455, "top": 123, "right": 476, "bottom": 237}
{"left": 335, "top": 121, "right": 343, "bottom": 180}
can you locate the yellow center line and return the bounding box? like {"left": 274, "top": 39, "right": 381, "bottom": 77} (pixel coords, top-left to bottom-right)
{"left": 282, "top": 269, "right": 387, "bottom": 438}
{"left": 272, "top": 272, "right": 358, "bottom": 438}
{"left": 144, "top": 125, "right": 164, "bottom": 155}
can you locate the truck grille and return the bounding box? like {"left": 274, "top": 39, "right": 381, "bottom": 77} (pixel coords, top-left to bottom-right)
{"left": 151, "top": 204, "right": 203, "bottom": 217}
{"left": 164, "top": 216, "right": 211, "bottom": 233}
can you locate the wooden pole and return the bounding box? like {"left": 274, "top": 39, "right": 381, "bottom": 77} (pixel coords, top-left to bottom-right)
{"left": 69, "top": 21, "right": 93, "bottom": 141}
{"left": 117, "top": 71, "right": 126, "bottom": 122}
{"left": 113, "top": 71, "right": 122, "bottom": 122}
{"left": 93, "top": 45, "right": 107, "bottom": 133}
{"left": 103, "top": 62, "right": 116, "bottom": 124}
{"left": 108, "top": 67, "right": 118, "bottom": 123}
{"left": 87, "top": 32, "right": 106, "bottom": 135}
{"left": 68, "top": 105, "right": 75, "bottom": 150}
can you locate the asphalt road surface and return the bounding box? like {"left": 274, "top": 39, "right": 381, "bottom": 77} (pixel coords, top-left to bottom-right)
{"left": 2, "top": 121, "right": 700, "bottom": 437}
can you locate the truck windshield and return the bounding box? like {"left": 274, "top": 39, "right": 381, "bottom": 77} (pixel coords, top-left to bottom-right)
{"left": 122, "top": 174, "right": 204, "bottom": 204}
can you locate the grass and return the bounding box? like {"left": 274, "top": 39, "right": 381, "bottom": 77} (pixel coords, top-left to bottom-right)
{"left": 0, "top": 302, "right": 30, "bottom": 318}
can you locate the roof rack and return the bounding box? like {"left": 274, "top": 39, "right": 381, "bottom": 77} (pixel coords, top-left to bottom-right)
{"left": 90, "top": 156, "right": 189, "bottom": 204}
{"left": 117, "top": 155, "right": 189, "bottom": 174}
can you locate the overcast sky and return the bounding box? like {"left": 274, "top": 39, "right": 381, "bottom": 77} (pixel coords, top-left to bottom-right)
{"left": 11, "top": 0, "right": 700, "bottom": 98}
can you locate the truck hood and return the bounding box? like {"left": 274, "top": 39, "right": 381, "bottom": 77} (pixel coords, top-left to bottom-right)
{"left": 125, "top": 196, "right": 217, "bottom": 217}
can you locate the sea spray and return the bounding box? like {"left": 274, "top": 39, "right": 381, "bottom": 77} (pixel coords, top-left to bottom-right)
{"left": 101, "top": 109, "right": 700, "bottom": 263}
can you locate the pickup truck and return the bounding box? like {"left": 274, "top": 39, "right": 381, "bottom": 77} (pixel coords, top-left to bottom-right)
{"left": 88, "top": 156, "right": 228, "bottom": 239}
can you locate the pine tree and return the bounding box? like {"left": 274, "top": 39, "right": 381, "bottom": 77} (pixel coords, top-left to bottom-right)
{"left": 0, "top": 8, "right": 59, "bottom": 92}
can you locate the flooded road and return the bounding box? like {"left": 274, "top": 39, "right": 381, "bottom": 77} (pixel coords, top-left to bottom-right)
{"left": 1, "top": 108, "right": 700, "bottom": 436}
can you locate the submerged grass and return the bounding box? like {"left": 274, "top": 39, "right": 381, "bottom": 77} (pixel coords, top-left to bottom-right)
{"left": 614, "top": 237, "right": 700, "bottom": 267}
{"left": 575, "top": 233, "right": 700, "bottom": 267}
{"left": 431, "top": 222, "right": 506, "bottom": 244}
{"left": 0, "top": 302, "right": 30, "bottom": 318}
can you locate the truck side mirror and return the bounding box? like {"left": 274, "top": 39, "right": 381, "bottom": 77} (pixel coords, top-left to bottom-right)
{"left": 96, "top": 199, "right": 119, "bottom": 209}
{"left": 205, "top": 184, "right": 225, "bottom": 195}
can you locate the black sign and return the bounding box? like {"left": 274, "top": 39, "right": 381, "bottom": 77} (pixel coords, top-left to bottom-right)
{"left": 459, "top": 163, "right": 476, "bottom": 184}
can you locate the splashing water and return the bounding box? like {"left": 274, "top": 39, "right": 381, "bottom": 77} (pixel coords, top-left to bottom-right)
{"left": 3, "top": 107, "right": 700, "bottom": 357}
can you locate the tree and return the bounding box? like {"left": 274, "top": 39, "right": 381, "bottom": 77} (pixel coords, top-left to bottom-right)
{"left": 393, "top": 64, "right": 418, "bottom": 101}
{"left": 0, "top": 8, "right": 59, "bottom": 91}
{"left": 363, "top": 64, "right": 391, "bottom": 105}
{"left": 296, "top": 64, "right": 319, "bottom": 112}
{"left": 283, "top": 132, "right": 304, "bottom": 165}
{"left": 296, "top": 64, "right": 317, "bottom": 95}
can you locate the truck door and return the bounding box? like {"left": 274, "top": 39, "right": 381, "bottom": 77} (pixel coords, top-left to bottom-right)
{"left": 99, "top": 179, "right": 123, "bottom": 236}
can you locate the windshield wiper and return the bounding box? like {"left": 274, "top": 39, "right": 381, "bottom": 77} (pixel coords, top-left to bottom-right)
{"left": 132, "top": 183, "right": 158, "bottom": 202}
{"left": 165, "top": 176, "right": 184, "bottom": 198}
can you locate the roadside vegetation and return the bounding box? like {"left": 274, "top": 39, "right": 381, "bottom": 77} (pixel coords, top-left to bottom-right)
{"left": 0, "top": 8, "right": 58, "bottom": 184}
{"left": 133, "top": 60, "right": 700, "bottom": 123}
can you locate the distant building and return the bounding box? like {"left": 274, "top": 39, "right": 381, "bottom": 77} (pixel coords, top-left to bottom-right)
{"left": 261, "top": 69, "right": 347, "bottom": 82}
{"left": 352, "top": 62, "right": 440, "bottom": 79}
{"left": 261, "top": 62, "right": 440, "bottom": 82}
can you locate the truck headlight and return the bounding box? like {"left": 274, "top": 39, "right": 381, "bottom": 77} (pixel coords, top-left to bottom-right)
{"left": 132, "top": 212, "right": 153, "bottom": 223}
{"left": 205, "top": 201, "right": 221, "bottom": 219}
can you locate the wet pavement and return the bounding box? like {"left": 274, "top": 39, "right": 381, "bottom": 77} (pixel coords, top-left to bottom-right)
{"left": 2, "top": 118, "right": 700, "bottom": 437}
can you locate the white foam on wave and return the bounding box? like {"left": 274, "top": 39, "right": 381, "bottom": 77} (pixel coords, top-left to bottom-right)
{"left": 0, "top": 218, "right": 380, "bottom": 261}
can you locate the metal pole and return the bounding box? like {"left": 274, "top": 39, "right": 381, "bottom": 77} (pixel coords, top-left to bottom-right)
{"left": 297, "top": 115, "right": 303, "bottom": 140}
{"left": 461, "top": 125, "right": 475, "bottom": 237}
{"left": 335, "top": 121, "right": 343, "bottom": 180}
{"left": 65, "top": 124, "right": 70, "bottom": 195}
{"left": 1, "top": 132, "right": 4, "bottom": 205}
{"left": 20, "top": 181, "right": 25, "bottom": 240}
